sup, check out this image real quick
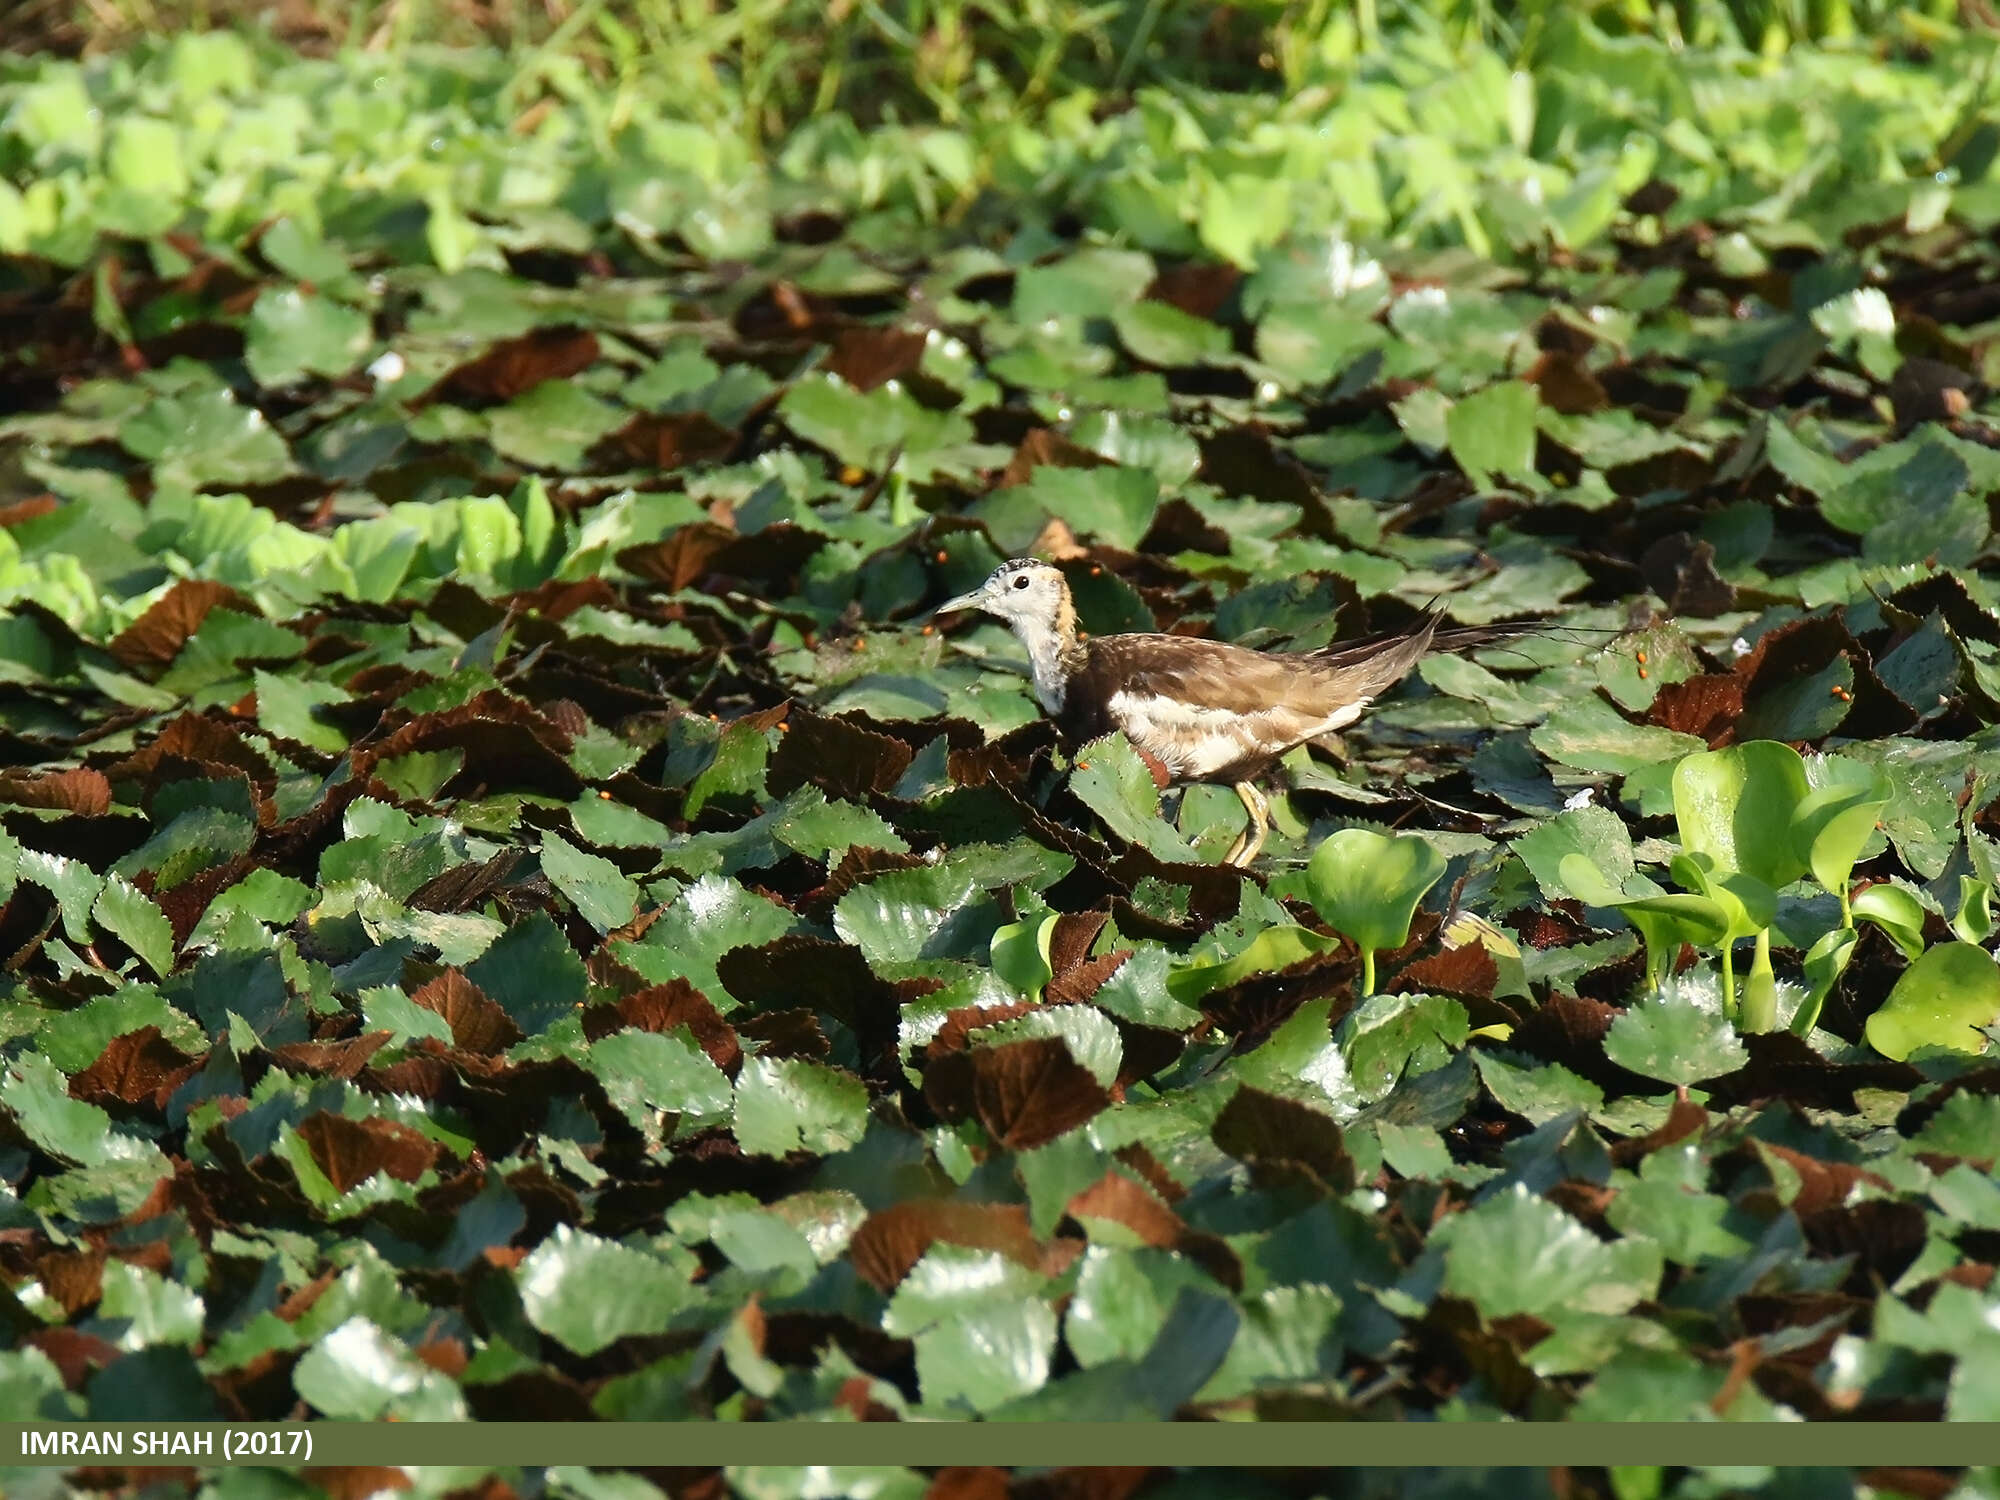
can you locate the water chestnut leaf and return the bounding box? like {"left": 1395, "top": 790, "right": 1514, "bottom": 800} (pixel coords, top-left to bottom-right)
{"left": 1865, "top": 941, "right": 2000, "bottom": 1061}
{"left": 1602, "top": 995, "right": 1748, "bottom": 1085}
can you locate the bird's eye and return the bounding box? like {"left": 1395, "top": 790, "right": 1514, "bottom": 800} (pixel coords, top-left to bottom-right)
{"left": 1012, "top": 575, "right": 1030, "bottom": 590}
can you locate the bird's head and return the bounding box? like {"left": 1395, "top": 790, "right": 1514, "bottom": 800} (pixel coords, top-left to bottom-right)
{"left": 934, "top": 558, "right": 1071, "bottom": 631}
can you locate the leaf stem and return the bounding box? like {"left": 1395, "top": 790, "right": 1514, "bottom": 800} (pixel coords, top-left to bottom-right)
{"left": 1719, "top": 939, "right": 1737, "bottom": 1023}
{"left": 1361, "top": 948, "right": 1376, "bottom": 998}
{"left": 1740, "top": 927, "right": 1778, "bottom": 1034}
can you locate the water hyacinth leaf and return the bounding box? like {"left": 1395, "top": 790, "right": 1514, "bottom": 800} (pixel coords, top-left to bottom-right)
{"left": 1852, "top": 881, "right": 1927, "bottom": 960}
{"left": 1167, "top": 923, "right": 1341, "bottom": 1004}
{"left": 1602, "top": 995, "right": 1749, "bottom": 1085}
{"left": 1617, "top": 893, "right": 1734, "bottom": 990}
{"left": 1954, "top": 877, "right": 1995, "bottom": 946}
{"left": 1303, "top": 828, "right": 1447, "bottom": 994}
{"left": 990, "top": 910, "right": 1060, "bottom": 999}
{"left": 1673, "top": 741, "right": 1811, "bottom": 892}
{"left": 1793, "top": 758, "right": 1893, "bottom": 912}
{"left": 1865, "top": 942, "right": 2000, "bottom": 1061}
{"left": 1794, "top": 927, "right": 1858, "bottom": 1036}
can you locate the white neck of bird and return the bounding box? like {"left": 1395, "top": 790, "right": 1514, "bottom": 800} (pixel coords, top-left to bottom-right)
{"left": 1010, "top": 599, "right": 1083, "bottom": 714}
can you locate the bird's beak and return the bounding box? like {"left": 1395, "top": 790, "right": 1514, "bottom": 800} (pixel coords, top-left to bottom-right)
{"left": 932, "top": 589, "right": 985, "bottom": 619}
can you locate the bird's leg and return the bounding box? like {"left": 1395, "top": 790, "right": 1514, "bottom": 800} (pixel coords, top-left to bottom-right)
{"left": 1223, "top": 781, "right": 1270, "bottom": 867}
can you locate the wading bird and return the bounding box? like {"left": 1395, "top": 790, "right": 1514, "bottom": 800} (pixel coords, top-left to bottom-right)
{"left": 935, "top": 558, "right": 1536, "bottom": 867}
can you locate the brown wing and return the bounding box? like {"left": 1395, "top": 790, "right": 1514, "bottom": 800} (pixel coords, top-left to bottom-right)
{"left": 1071, "top": 618, "right": 1439, "bottom": 722}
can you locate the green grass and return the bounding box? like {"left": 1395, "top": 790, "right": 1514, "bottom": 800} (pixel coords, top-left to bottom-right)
{"left": 3, "top": 0, "right": 1977, "bottom": 148}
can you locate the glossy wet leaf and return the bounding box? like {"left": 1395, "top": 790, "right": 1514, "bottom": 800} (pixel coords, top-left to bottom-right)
{"left": 1303, "top": 828, "right": 1447, "bottom": 992}
{"left": 1673, "top": 741, "right": 1812, "bottom": 892}
{"left": 515, "top": 1227, "right": 696, "bottom": 1356}
{"left": 1864, "top": 941, "right": 2000, "bottom": 1061}
{"left": 1602, "top": 995, "right": 1749, "bottom": 1085}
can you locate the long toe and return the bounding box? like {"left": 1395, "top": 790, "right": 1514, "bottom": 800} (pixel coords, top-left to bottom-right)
{"left": 1227, "top": 782, "right": 1270, "bottom": 867}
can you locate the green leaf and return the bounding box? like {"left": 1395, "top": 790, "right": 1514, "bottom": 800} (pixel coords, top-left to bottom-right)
{"left": 914, "top": 1297, "right": 1058, "bottom": 1413}
{"left": 1434, "top": 1181, "right": 1662, "bottom": 1320}
{"left": 465, "top": 910, "right": 588, "bottom": 1034}
{"left": 515, "top": 1226, "right": 696, "bottom": 1356}
{"left": 588, "top": 1029, "right": 733, "bottom": 1133}
{"left": 1672, "top": 740, "right": 1811, "bottom": 891}
{"left": 244, "top": 288, "right": 372, "bottom": 387}
{"left": 253, "top": 669, "right": 351, "bottom": 753}
{"left": 1111, "top": 300, "right": 1230, "bottom": 368}
{"left": 119, "top": 389, "right": 292, "bottom": 491}
{"left": 1303, "top": 828, "right": 1446, "bottom": 993}
{"left": 541, "top": 831, "right": 641, "bottom": 934}
{"left": 1865, "top": 941, "right": 2000, "bottom": 1061}
{"left": 93, "top": 875, "right": 175, "bottom": 978}
{"left": 1518, "top": 806, "right": 1637, "bottom": 903}
{"left": 1446, "top": 379, "right": 1539, "bottom": 488}
{"left": 1472, "top": 1048, "right": 1603, "bottom": 1125}
{"left": 989, "top": 910, "right": 1059, "bottom": 999}
{"left": 1531, "top": 698, "right": 1705, "bottom": 775}
{"left": 733, "top": 1056, "right": 869, "bottom": 1158}
{"left": 1852, "top": 881, "right": 1927, "bottom": 960}
{"left": 487, "top": 381, "right": 627, "bottom": 471}
{"left": 1792, "top": 756, "right": 1892, "bottom": 900}
{"left": 0, "top": 1054, "right": 160, "bottom": 1170}
{"left": 1070, "top": 734, "right": 1196, "bottom": 862}
{"left": 1602, "top": 995, "right": 1749, "bottom": 1085}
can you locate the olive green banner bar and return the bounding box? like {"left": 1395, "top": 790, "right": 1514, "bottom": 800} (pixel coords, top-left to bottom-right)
{"left": 6, "top": 1422, "right": 2000, "bottom": 1468}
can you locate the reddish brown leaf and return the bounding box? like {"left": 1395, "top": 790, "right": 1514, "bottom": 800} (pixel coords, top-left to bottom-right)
{"left": 582, "top": 977, "right": 741, "bottom": 1073}
{"left": 295, "top": 1112, "right": 440, "bottom": 1194}
{"left": 766, "top": 706, "right": 914, "bottom": 800}
{"left": 21, "top": 1327, "right": 119, "bottom": 1390}
{"left": 68, "top": 1026, "right": 200, "bottom": 1107}
{"left": 34, "top": 1247, "right": 105, "bottom": 1315}
{"left": 0, "top": 767, "right": 111, "bottom": 815}
{"left": 1648, "top": 672, "right": 1746, "bottom": 744}
{"left": 1527, "top": 349, "right": 1609, "bottom": 415}
{"left": 1066, "top": 1170, "right": 1183, "bottom": 1248}
{"left": 1145, "top": 262, "right": 1241, "bottom": 321}
{"left": 1389, "top": 939, "right": 1498, "bottom": 1000}
{"left": 1639, "top": 532, "right": 1734, "bottom": 617}
{"left": 356, "top": 694, "right": 583, "bottom": 802}
{"left": 1043, "top": 948, "right": 1131, "bottom": 1006}
{"left": 269, "top": 1033, "right": 390, "bottom": 1081}
{"left": 1211, "top": 1085, "right": 1356, "bottom": 1192}
{"left": 617, "top": 521, "right": 737, "bottom": 591}
{"left": 0, "top": 492, "right": 58, "bottom": 533}
{"left": 108, "top": 579, "right": 257, "bottom": 673}
{"left": 999, "top": 428, "right": 1111, "bottom": 490}
{"left": 968, "top": 1036, "right": 1112, "bottom": 1151}
{"left": 409, "top": 969, "right": 522, "bottom": 1054}
{"left": 431, "top": 326, "right": 600, "bottom": 404}
{"left": 825, "top": 324, "right": 928, "bottom": 392}
{"left": 611, "top": 411, "right": 740, "bottom": 472}
{"left": 847, "top": 1199, "right": 1040, "bottom": 1291}
{"left": 925, "top": 1471, "right": 1010, "bottom": 1500}
{"left": 927, "top": 1002, "right": 1040, "bottom": 1059}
